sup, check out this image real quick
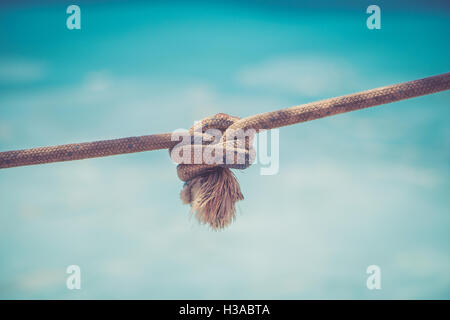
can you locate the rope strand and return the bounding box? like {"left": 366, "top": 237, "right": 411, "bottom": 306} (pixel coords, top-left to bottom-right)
{"left": 1, "top": 72, "right": 449, "bottom": 230}
{"left": 1, "top": 72, "right": 448, "bottom": 170}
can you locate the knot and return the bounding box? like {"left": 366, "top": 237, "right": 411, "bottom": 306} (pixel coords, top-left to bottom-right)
{"left": 169, "top": 113, "right": 256, "bottom": 230}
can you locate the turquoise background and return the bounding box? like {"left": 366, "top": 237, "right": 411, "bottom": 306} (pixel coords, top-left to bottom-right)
{"left": 0, "top": 0, "right": 449, "bottom": 299}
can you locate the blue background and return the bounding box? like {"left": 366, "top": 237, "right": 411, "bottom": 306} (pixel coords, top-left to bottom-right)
{"left": 0, "top": 0, "right": 449, "bottom": 299}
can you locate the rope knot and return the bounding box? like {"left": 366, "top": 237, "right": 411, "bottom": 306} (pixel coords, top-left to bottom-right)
{"left": 169, "top": 113, "right": 256, "bottom": 230}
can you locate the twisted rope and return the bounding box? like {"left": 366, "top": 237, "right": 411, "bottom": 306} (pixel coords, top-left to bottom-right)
{"left": 1, "top": 72, "right": 449, "bottom": 229}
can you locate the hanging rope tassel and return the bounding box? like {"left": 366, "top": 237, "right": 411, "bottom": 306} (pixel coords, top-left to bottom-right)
{"left": 180, "top": 167, "right": 243, "bottom": 230}
{"left": 0, "top": 72, "right": 449, "bottom": 229}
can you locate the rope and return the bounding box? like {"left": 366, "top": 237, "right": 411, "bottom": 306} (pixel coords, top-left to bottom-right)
{"left": 1, "top": 72, "right": 449, "bottom": 169}
{"left": 1, "top": 72, "right": 449, "bottom": 229}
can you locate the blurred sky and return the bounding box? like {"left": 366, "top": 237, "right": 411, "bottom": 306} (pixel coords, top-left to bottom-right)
{"left": 0, "top": 0, "right": 449, "bottom": 299}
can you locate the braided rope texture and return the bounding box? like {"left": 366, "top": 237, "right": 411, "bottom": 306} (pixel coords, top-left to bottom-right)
{"left": 0, "top": 72, "right": 449, "bottom": 229}
{"left": 171, "top": 113, "right": 255, "bottom": 182}
{"left": 229, "top": 72, "right": 450, "bottom": 132}
{"left": 0, "top": 72, "right": 448, "bottom": 170}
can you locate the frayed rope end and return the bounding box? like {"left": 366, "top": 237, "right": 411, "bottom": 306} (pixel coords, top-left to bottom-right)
{"left": 180, "top": 167, "right": 243, "bottom": 230}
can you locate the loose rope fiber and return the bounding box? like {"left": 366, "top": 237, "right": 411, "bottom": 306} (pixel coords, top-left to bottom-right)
{"left": 1, "top": 72, "right": 449, "bottom": 229}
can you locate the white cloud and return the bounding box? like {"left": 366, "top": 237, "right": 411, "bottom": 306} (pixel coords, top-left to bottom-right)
{"left": 83, "top": 71, "right": 113, "bottom": 92}
{"left": 0, "top": 57, "right": 47, "bottom": 83}
{"left": 15, "top": 269, "right": 63, "bottom": 292}
{"left": 236, "top": 55, "right": 359, "bottom": 96}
